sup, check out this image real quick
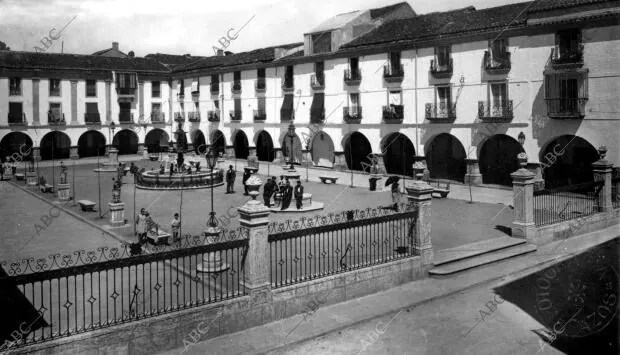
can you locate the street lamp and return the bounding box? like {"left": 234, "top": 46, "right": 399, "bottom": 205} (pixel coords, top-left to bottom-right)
{"left": 109, "top": 121, "right": 117, "bottom": 154}
{"left": 518, "top": 131, "right": 525, "bottom": 146}
{"left": 287, "top": 122, "right": 296, "bottom": 170}
{"left": 205, "top": 148, "right": 218, "bottom": 227}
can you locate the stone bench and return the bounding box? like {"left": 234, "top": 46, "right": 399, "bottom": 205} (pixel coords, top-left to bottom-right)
{"left": 146, "top": 229, "right": 171, "bottom": 245}
{"left": 15, "top": 173, "right": 25, "bottom": 181}
{"left": 40, "top": 184, "right": 54, "bottom": 193}
{"left": 319, "top": 176, "right": 338, "bottom": 184}
{"left": 428, "top": 180, "right": 451, "bottom": 198}
{"left": 78, "top": 200, "right": 96, "bottom": 212}
{"left": 274, "top": 192, "right": 312, "bottom": 205}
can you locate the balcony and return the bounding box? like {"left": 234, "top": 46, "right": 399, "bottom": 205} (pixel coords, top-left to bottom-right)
{"left": 280, "top": 109, "right": 295, "bottom": 122}
{"left": 343, "top": 69, "right": 361, "bottom": 86}
{"left": 232, "top": 82, "right": 242, "bottom": 95}
{"left": 310, "top": 108, "right": 325, "bottom": 123}
{"left": 174, "top": 112, "right": 185, "bottom": 122}
{"left": 117, "top": 87, "right": 136, "bottom": 102}
{"left": 151, "top": 112, "right": 165, "bottom": 123}
{"left": 229, "top": 110, "right": 242, "bottom": 121}
{"left": 188, "top": 112, "right": 201, "bottom": 122}
{"left": 551, "top": 44, "right": 584, "bottom": 69}
{"left": 48, "top": 112, "right": 66, "bottom": 125}
{"left": 546, "top": 98, "right": 587, "bottom": 119}
{"left": 8, "top": 113, "right": 26, "bottom": 126}
{"left": 383, "top": 64, "right": 404, "bottom": 83}
{"left": 282, "top": 79, "right": 295, "bottom": 93}
{"left": 84, "top": 113, "right": 101, "bottom": 125}
{"left": 208, "top": 111, "right": 220, "bottom": 122}
{"left": 9, "top": 87, "right": 22, "bottom": 96}
{"left": 382, "top": 105, "right": 403, "bottom": 122}
{"left": 484, "top": 51, "right": 511, "bottom": 74}
{"left": 253, "top": 110, "right": 266, "bottom": 122}
{"left": 119, "top": 112, "right": 134, "bottom": 123}
{"left": 478, "top": 101, "right": 513, "bottom": 122}
{"left": 425, "top": 103, "right": 456, "bottom": 122}
{"left": 343, "top": 106, "right": 362, "bottom": 123}
{"left": 177, "top": 92, "right": 185, "bottom": 101}
{"left": 310, "top": 74, "right": 325, "bottom": 90}
{"left": 210, "top": 83, "right": 219, "bottom": 95}
{"left": 430, "top": 58, "right": 453, "bottom": 78}
{"left": 50, "top": 88, "right": 61, "bottom": 97}
{"left": 256, "top": 79, "right": 266, "bottom": 93}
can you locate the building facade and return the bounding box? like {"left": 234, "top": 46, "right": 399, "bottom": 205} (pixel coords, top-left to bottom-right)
{"left": 1, "top": 0, "right": 619, "bottom": 188}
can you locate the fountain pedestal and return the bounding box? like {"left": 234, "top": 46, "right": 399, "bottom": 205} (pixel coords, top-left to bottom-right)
{"left": 197, "top": 227, "right": 230, "bottom": 273}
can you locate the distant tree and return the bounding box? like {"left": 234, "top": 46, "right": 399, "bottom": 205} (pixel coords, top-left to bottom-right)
{"left": 0, "top": 41, "right": 10, "bottom": 51}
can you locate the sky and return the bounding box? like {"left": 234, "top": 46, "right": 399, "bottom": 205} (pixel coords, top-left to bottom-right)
{"left": 0, "top": 0, "right": 526, "bottom": 57}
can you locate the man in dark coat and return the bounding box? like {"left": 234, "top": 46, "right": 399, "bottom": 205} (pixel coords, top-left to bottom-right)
{"left": 225, "top": 165, "right": 236, "bottom": 193}
{"left": 263, "top": 177, "right": 275, "bottom": 207}
{"left": 280, "top": 180, "right": 293, "bottom": 210}
{"left": 294, "top": 180, "right": 304, "bottom": 209}
{"left": 242, "top": 169, "right": 252, "bottom": 196}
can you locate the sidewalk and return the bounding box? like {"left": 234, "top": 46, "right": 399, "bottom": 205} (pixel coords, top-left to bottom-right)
{"left": 159, "top": 225, "right": 619, "bottom": 355}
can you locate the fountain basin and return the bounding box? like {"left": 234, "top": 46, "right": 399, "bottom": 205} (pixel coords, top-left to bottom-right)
{"left": 135, "top": 169, "right": 224, "bottom": 190}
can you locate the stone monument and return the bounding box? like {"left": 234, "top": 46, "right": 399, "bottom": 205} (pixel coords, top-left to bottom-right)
{"left": 57, "top": 162, "right": 71, "bottom": 201}
{"left": 108, "top": 176, "right": 125, "bottom": 226}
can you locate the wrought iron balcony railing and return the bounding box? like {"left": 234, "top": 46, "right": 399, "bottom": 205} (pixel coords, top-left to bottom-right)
{"left": 119, "top": 112, "right": 134, "bottom": 123}
{"left": 151, "top": 112, "right": 165, "bottom": 123}
{"left": 84, "top": 113, "right": 101, "bottom": 124}
{"left": 280, "top": 109, "right": 295, "bottom": 122}
{"left": 232, "top": 82, "right": 242, "bottom": 94}
{"left": 208, "top": 111, "right": 220, "bottom": 122}
{"left": 253, "top": 110, "right": 266, "bottom": 121}
{"left": 478, "top": 100, "right": 513, "bottom": 121}
{"left": 256, "top": 79, "right": 266, "bottom": 93}
{"left": 9, "top": 87, "right": 22, "bottom": 96}
{"left": 229, "top": 110, "right": 242, "bottom": 121}
{"left": 50, "top": 88, "right": 61, "bottom": 97}
{"left": 344, "top": 68, "right": 361, "bottom": 86}
{"left": 383, "top": 64, "right": 404, "bottom": 82}
{"left": 545, "top": 98, "right": 587, "bottom": 119}
{"left": 117, "top": 87, "right": 136, "bottom": 96}
{"left": 48, "top": 112, "right": 65, "bottom": 125}
{"left": 310, "top": 108, "right": 325, "bottom": 123}
{"left": 425, "top": 102, "right": 456, "bottom": 121}
{"left": 551, "top": 44, "right": 584, "bottom": 68}
{"left": 210, "top": 83, "right": 219, "bottom": 95}
{"left": 8, "top": 113, "right": 26, "bottom": 125}
{"left": 174, "top": 112, "right": 185, "bottom": 122}
{"left": 430, "top": 58, "right": 453, "bottom": 77}
{"left": 188, "top": 112, "right": 201, "bottom": 122}
{"left": 282, "top": 78, "right": 295, "bottom": 92}
{"left": 484, "top": 51, "right": 511, "bottom": 73}
{"left": 343, "top": 106, "right": 362, "bottom": 123}
{"left": 382, "top": 105, "right": 404, "bottom": 121}
{"left": 310, "top": 74, "right": 325, "bottom": 90}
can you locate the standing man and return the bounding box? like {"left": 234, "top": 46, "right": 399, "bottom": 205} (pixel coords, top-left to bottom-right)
{"left": 170, "top": 213, "right": 181, "bottom": 244}
{"left": 281, "top": 180, "right": 293, "bottom": 210}
{"left": 391, "top": 177, "right": 401, "bottom": 212}
{"left": 294, "top": 180, "right": 304, "bottom": 210}
{"left": 262, "top": 177, "right": 273, "bottom": 207}
{"left": 136, "top": 208, "right": 147, "bottom": 245}
{"left": 225, "top": 165, "right": 236, "bottom": 194}
{"left": 242, "top": 169, "right": 252, "bottom": 196}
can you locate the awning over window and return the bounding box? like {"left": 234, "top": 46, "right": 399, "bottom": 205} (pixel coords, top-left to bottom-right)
{"left": 281, "top": 94, "right": 294, "bottom": 120}
{"left": 116, "top": 73, "right": 137, "bottom": 89}
{"left": 310, "top": 93, "right": 324, "bottom": 121}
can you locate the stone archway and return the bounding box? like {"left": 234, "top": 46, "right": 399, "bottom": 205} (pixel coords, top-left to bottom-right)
{"left": 145, "top": 129, "right": 170, "bottom": 154}
{"left": 210, "top": 130, "right": 226, "bottom": 156}
{"left": 113, "top": 129, "right": 139, "bottom": 155}
{"left": 425, "top": 133, "right": 466, "bottom": 182}
{"left": 311, "top": 131, "right": 335, "bottom": 167}
{"left": 344, "top": 132, "right": 371, "bottom": 171}
{"left": 233, "top": 130, "right": 249, "bottom": 159}
{"left": 382, "top": 133, "right": 415, "bottom": 176}
{"left": 192, "top": 130, "right": 206, "bottom": 155}
{"left": 256, "top": 131, "right": 275, "bottom": 162}
{"left": 78, "top": 130, "right": 106, "bottom": 158}
{"left": 539, "top": 135, "right": 598, "bottom": 188}
{"left": 0, "top": 132, "right": 33, "bottom": 161}
{"left": 479, "top": 134, "right": 524, "bottom": 186}
{"left": 40, "top": 131, "right": 71, "bottom": 160}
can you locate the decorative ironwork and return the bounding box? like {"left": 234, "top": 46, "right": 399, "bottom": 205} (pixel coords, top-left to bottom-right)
{"left": 343, "top": 68, "right": 361, "bottom": 85}
{"left": 430, "top": 58, "right": 453, "bottom": 77}
{"left": 478, "top": 100, "right": 513, "bottom": 121}
{"left": 533, "top": 180, "right": 604, "bottom": 226}
{"left": 383, "top": 64, "right": 404, "bottom": 82}
{"left": 382, "top": 105, "right": 404, "bottom": 121}
{"left": 551, "top": 44, "right": 584, "bottom": 68}
{"left": 484, "top": 51, "right": 511, "bottom": 73}
{"left": 425, "top": 102, "right": 456, "bottom": 121}
{"left": 343, "top": 106, "right": 362, "bottom": 123}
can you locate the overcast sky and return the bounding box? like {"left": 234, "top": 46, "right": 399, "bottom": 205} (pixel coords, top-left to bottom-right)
{"left": 0, "top": 0, "right": 525, "bottom": 57}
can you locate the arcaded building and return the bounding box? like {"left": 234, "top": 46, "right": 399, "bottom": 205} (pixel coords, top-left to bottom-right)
{"left": 1, "top": 0, "right": 619, "bottom": 188}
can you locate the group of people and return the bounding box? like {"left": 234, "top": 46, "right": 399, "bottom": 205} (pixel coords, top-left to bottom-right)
{"left": 135, "top": 208, "right": 182, "bottom": 245}
{"left": 262, "top": 176, "right": 305, "bottom": 210}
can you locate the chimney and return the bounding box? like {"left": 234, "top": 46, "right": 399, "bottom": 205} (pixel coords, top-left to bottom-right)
{"left": 217, "top": 49, "right": 224, "bottom": 56}
{"left": 112, "top": 42, "right": 119, "bottom": 51}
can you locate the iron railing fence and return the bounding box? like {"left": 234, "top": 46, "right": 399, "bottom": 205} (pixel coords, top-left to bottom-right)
{"left": 533, "top": 180, "right": 603, "bottom": 226}
{"left": 0, "top": 234, "right": 248, "bottom": 349}
{"left": 268, "top": 203, "right": 418, "bottom": 288}
{"left": 612, "top": 177, "right": 620, "bottom": 209}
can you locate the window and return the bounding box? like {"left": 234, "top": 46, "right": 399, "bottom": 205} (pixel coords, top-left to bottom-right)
{"left": 284, "top": 66, "right": 294, "bottom": 87}
{"left": 49, "top": 79, "right": 61, "bottom": 96}
{"left": 258, "top": 97, "right": 266, "bottom": 112}
{"left": 152, "top": 103, "right": 161, "bottom": 113}
{"left": 436, "top": 46, "right": 450, "bottom": 66}
{"left": 556, "top": 29, "right": 581, "bottom": 58}
{"left": 194, "top": 102, "right": 199, "bottom": 111}
{"left": 191, "top": 78, "right": 199, "bottom": 93}
{"left": 151, "top": 81, "right": 161, "bottom": 97}
{"left": 8, "top": 102, "right": 23, "bottom": 123}
{"left": 349, "top": 93, "right": 360, "bottom": 107}
{"left": 49, "top": 103, "right": 62, "bottom": 122}
{"left": 86, "top": 102, "right": 99, "bottom": 113}
{"left": 214, "top": 100, "right": 220, "bottom": 110}
{"left": 437, "top": 86, "right": 452, "bottom": 107}
{"left": 389, "top": 90, "right": 402, "bottom": 106}
{"left": 312, "top": 32, "right": 331, "bottom": 54}
{"left": 211, "top": 75, "right": 219, "bottom": 85}
{"left": 234, "top": 71, "right": 241, "bottom": 83}
{"left": 9, "top": 78, "right": 21, "bottom": 96}
{"left": 257, "top": 68, "right": 265, "bottom": 79}
{"left": 350, "top": 58, "right": 359, "bottom": 71}
{"left": 86, "top": 80, "right": 97, "bottom": 97}
{"left": 490, "top": 39, "right": 507, "bottom": 58}
{"left": 389, "top": 52, "right": 401, "bottom": 69}
{"left": 490, "top": 83, "right": 508, "bottom": 108}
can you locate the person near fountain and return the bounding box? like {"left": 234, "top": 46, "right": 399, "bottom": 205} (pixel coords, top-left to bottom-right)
{"left": 242, "top": 169, "right": 251, "bottom": 196}
{"left": 263, "top": 177, "right": 276, "bottom": 207}
{"left": 159, "top": 164, "right": 165, "bottom": 174}
{"left": 280, "top": 180, "right": 293, "bottom": 210}
{"left": 225, "top": 165, "right": 236, "bottom": 194}
{"left": 169, "top": 163, "right": 174, "bottom": 177}
{"left": 170, "top": 213, "right": 181, "bottom": 244}
{"left": 277, "top": 176, "right": 285, "bottom": 192}
{"left": 294, "top": 180, "right": 304, "bottom": 209}
{"left": 136, "top": 208, "right": 147, "bottom": 245}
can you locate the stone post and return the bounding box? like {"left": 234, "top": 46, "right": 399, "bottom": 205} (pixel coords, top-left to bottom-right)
{"left": 225, "top": 145, "right": 235, "bottom": 160}
{"left": 464, "top": 159, "right": 482, "bottom": 185}
{"left": 237, "top": 190, "right": 272, "bottom": 305}
{"left": 70, "top": 146, "right": 79, "bottom": 160}
{"left": 274, "top": 148, "right": 283, "bottom": 164}
{"left": 405, "top": 180, "right": 434, "bottom": 265}
{"left": 511, "top": 153, "right": 536, "bottom": 239}
{"left": 197, "top": 226, "right": 230, "bottom": 272}
{"left": 137, "top": 143, "right": 145, "bottom": 156}
{"left": 33, "top": 147, "right": 42, "bottom": 162}
{"left": 592, "top": 146, "right": 613, "bottom": 213}
{"left": 57, "top": 181, "right": 71, "bottom": 201}
{"left": 108, "top": 202, "right": 126, "bottom": 225}
{"left": 301, "top": 149, "right": 311, "bottom": 167}
{"left": 333, "top": 151, "right": 346, "bottom": 170}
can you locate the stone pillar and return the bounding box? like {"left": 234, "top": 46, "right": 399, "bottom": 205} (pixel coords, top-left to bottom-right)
{"left": 197, "top": 227, "right": 230, "bottom": 273}
{"left": 107, "top": 147, "right": 119, "bottom": 166}
{"left": 225, "top": 145, "right": 235, "bottom": 159}
{"left": 592, "top": 146, "right": 613, "bottom": 213}
{"left": 237, "top": 190, "right": 272, "bottom": 304}
{"left": 70, "top": 146, "right": 79, "bottom": 160}
{"left": 333, "top": 151, "right": 346, "bottom": 170}
{"left": 105, "top": 80, "right": 112, "bottom": 123}
{"left": 57, "top": 183, "right": 70, "bottom": 201}
{"left": 511, "top": 153, "right": 536, "bottom": 239}
{"left": 32, "top": 78, "right": 40, "bottom": 125}
{"left": 464, "top": 159, "right": 482, "bottom": 185}
{"left": 301, "top": 149, "right": 312, "bottom": 167}
{"left": 405, "top": 180, "right": 434, "bottom": 265}
{"left": 248, "top": 146, "right": 257, "bottom": 159}
{"left": 137, "top": 143, "right": 145, "bottom": 156}
{"left": 33, "top": 147, "right": 42, "bottom": 161}
{"left": 139, "top": 81, "right": 145, "bottom": 120}
{"left": 275, "top": 148, "right": 283, "bottom": 164}
{"left": 371, "top": 153, "right": 387, "bottom": 175}
{"left": 26, "top": 170, "right": 38, "bottom": 187}
{"left": 108, "top": 202, "right": 126, "bottom": 225}
{"left": 527, "top": 162, "right": 545, "bottom": 191}
{"left": 70, "top": 80, "right": 78, "bottom": 124}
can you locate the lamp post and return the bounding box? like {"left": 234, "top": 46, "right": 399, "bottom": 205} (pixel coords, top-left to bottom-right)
{"left": 109, "top": 121, "right": 117, "bottom": 149}
{"left": 206, "top": 148, "right": 218, "bottom": 227}
{"left": 287, "top": 122, "right": 296, "bottom": 170}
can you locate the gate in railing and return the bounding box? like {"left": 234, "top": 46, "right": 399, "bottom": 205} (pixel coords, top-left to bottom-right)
{"left": 533, "top": 180, "right": 604, "bottom": 226}
{"left": 0, "top": 230, "right": 248, "bottom": 350}
{"left": 268, "top": 203, "right": 418, "bottom": 288}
